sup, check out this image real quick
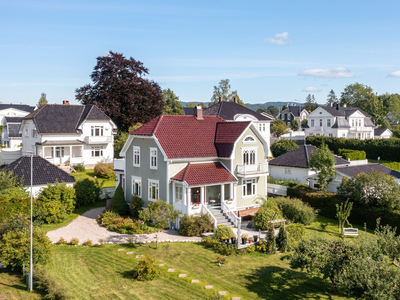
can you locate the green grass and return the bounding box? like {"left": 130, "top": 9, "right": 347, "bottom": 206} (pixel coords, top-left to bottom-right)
{"left": 40, "top": 200, "right": 106, "bottom": 232}
{"left": 72, "top": 170, "right": 116, "bottom": 188}
{"left": 0, "top": 269, "right": 42, "bottom": 299}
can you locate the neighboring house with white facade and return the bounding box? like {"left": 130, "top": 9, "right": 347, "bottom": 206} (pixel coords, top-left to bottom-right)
{"left": 0, "top": 103, "right": 36, "bottom": 125}
{"left": 186, "top": 98, "right": 273, "bottom": 157}
{"left": 269, "top": 145, "right": 349, "bottom": 185}
{"left": 3, "top": 155, "right": 76, "bottom": 198}
{"left": 20, "top": 102, "right": 117, "bottom": 167}
{"left": 1, "top": 117, "right": 23, "bottom": 148}
{"left": 119, "top": 107, "right": 270, "bottom": 227}
{"left": 374, "top": 128, "right": 393, "bottom": 139}
{"left": 276, "top": 105, "right": 309, "bottom": 127}
{"left": 303, "top": 104, "right": 376, "bottom": 139}
{"left": 307, "top": 163, "right": 400, "bottom": 193}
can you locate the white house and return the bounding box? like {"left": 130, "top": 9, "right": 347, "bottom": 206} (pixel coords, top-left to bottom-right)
{"left": 4, "top": 155, "right": 76, "bottom": 198}
{"left": 1, "top": 117, "right": 24, "bottom": 148}
{"left": 276, "top": 105, "right": 309, "bottom": 127}
{"left": 374, "top": 128, "right": 393, "bottom": 139}
{"left": 0, "top": 103, "right": 36, "bottom": 125}
{"left": 303, "top": 104, "right": 376, "bottom": 139}
{"left": 20, "top": 101, "right": 117, "bottom": 167}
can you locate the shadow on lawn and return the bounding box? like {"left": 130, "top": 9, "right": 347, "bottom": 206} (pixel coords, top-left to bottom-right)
{"left": 244, "top": 265, "right": 335, "bottom": 300}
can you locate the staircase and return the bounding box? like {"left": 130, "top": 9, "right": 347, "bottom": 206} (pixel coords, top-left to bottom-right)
{"left": 208, "top": 205, "right": 235, "bottom": 227}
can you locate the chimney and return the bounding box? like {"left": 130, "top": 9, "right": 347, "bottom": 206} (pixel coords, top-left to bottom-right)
{"left": 233, "top": 96, "right": 238, "bottom": 104}
{"left": 343, "top": 103, "right": 347, "bottom": 108}
{"left": 0, "top": 101, "right": 3, "bottom": 104}
{"left": 194, "top": 105, "right": 203, "bottom": 120}
{"left": 219, "top": 96, "right": 223, "bottom": 103}
{"left": 20, "top": 102, "right": 23, "bottom": 105}
{"left": 336, "top": 103, "right": 339, "bottom": 110}
{"left": 63, "top": 100, "right": 70, "bottom": 105}
{"left": 293, "top": 103, "right": 296, "bottom": 106}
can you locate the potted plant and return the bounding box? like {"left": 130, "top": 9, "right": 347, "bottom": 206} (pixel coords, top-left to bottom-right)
{"left": 248, "top": 236, "right": 253, "bottom": 244}
{"left": 241, "top": 233, "right": 248, "bottom": 245}
{"left": 230, "top": 233, "right": 236, "bottom": 244}
{"left": 221, "top": 236, "right": 229, "bottom": 243}
{"left": 253, "top": 235, "right": 258, "bottom": 243}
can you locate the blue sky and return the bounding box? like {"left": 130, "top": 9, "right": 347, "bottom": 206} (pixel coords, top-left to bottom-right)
{"left": 1, "top": 0, "right": 400, "bottom": 106}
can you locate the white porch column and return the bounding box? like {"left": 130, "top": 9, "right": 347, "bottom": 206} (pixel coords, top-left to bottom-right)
{"left": 220, "top": 184, "right": 225, "bottom": 202}
{"left": 232, "top": 183, "right": 237, "bottom": 208}
{"left": 70, "top": 146, "right": 72, "bottom": 161}
{"left": 172, "top": 181, "right": 176, "bottom": 203}
{"left": 186, "top": 187, "right": 191, "bottom": 215}
{"left": 230, "top": 183, "right": 234, "bottom": 201}
{"left": 200, "top": 186, "right": 205, "bottom": 205}
{"left": 81, "top": 145, "right": 84, "bottom": 163}
{"left": 52, "top": 146, "right": 56, "bottom": 161}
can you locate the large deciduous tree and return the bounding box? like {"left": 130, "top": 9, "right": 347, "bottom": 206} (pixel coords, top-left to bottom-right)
{"left": 75, "top": 51, "right": 163, "bottom": 131}
{"left": 308, "top": 144, "right": 335, "bottom": 191}
{"left": 162, "top": 88, "right": 184, "bottom": 115}
{"left": 270, "top": 119, "right": 290, "bottom": 138}
{"left": 270, "top": 139, "right": 298, "bottom": 157}
{"left": 209, "top": 79, "right": 245, "bottom": 106}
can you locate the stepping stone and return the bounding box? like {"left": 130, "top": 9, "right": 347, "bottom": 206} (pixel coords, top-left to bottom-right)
{"left": 232, "top": 297, "right": 241, "bottom": 300}
{"left": 167, "top": 268, "right": 175, "bottom": 272}
{"left": 159, "top": 264, "right": 165, "bottom": 267}
{"left": 136, "top": 255, "right": 143, "bottom": 258}
{"left": 218, "top": 291, "right": 227, "bottom": 295}
{"left": 126, "top": 252, "right": 133, "bottom": 255}
{"left": 191, "top": 279, "right": 200, "bottom": 283}
{"left": 205, "top": 285, "right": 213, "bottom": 289}
{"left": 178, "top": 274, "right": 187, "bottom": 278}
{"left": 117, "top": 249, "right": 125, "bottom": 251}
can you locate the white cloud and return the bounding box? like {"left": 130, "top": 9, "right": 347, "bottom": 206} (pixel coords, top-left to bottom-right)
{"left": 302, "top": 87, "right": 322, "bottom": 92}
{"left": 388, "top": 71, "right": 400, "bottom": 77}
{"left": 298, "top": 67, "right": 353, "bottom": 78}
{"left": 264, "top": 32, "right": 290, "bottom": 45}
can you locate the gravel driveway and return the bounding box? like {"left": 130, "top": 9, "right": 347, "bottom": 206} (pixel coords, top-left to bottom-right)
{"left": 46, "top": 207, "right": 202, "bottom": 245}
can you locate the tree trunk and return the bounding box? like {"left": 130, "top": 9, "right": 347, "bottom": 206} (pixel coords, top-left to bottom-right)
{"left": 338, "top": 220, "right": 342, "bottom": 234}
{"left": 330, "top": 277, "right": 339, "bottom": 294}
{"left": 393, "top": 258, "right": 400, "bottom": 268}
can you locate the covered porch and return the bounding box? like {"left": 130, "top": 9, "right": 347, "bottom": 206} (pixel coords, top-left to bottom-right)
{"left": 38, "top": 140, "right": 84, "bottom": 165}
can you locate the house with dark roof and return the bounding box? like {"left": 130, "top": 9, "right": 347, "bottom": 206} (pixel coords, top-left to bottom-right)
{"left": 19, "top": 101, "right": 117, "bottom": 167}
{"left": 276, "top": 105, "right": 308, "bottom": 127}
{"left": 186, "top": 99, "right": 273, "bottom": 157}
{"left": 303, "top": 103, "right": 377, "bottom": 139}
{"left": 3, "top": 156, "right": 76, "bottom": 197}
{"left": 307, "top": 163, "right": 400, "bottom": 193}
{"left": 374, "top": 128, "right": 393, "bottom": 139}
{"left": 1, "top": 117, "right": 24, "bottom": 148}
{"left": 119, "top": 106, "right": 270, "bottom": 227}
{"left": 269, "top": 145, "right": 349, "bottom": 184}
{"left": 0, "top": 103, "right": 36, "bottom": 125}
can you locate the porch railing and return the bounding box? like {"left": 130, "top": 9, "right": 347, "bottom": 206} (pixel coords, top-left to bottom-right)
{"left": 201, "top": 204, "right": 217, "bottom": 229}
{"left": 221, "top": 199, "right": 240, "bottom": 228}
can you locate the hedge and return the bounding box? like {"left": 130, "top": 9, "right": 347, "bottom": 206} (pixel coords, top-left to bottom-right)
{"left": 337, "top": 149, "right": 366, "bottom": 161}
{"left": 306, "top": 136, "right": 400, "bottom": 161}
{"left": 287, "top": 185, "right": 400, "bottom": 234}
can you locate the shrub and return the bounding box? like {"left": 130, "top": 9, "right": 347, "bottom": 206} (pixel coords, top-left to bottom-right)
{"left": 253, "top": 198, "right": 283, "bottom": 230}
{"left": 202, "top": 237, "right": 238, "bottom": 256}
{"left": 383, "top": 161, "right": 400, "bottom": 171}
{"left": 111, "top": 183, "right": 129, "bottom": 215}
{"left": 74, "top": 178, "right": 101, "bottom": 207}
{"left": 35, "top": 181, "right": 76, "bottom": 224}
{"left": 274, "top": 196, "right": 317, "bottom": 225}
{"left": 133, "top": 255, "right": 160, "bottom": 281}
{"left": 337, "top": 149, "right": 366, "bottom": 161}
{"left": 276, "top": 226, "right": 289, "bottom": 252}
{"left": 94, "top": 162, "right": 115, "bottom": 180}
{"left": 286, "top": 223, "right": 306, "bottom": 247}
{"left": 98, "top": 239, "right": 105, "bottom": 246}
{"left": 56, "top": 237, "right": 68, "bottom": 245}
{"left": 130, "top": 195, "right": 143, "bottom": 219}
{"left": 179, "top": 213, "right": 214, "bottom": 237}
{"left": 97, "top": 210, "right": 153, "bottom": 234}
{"left": 0, "top": 227, "right": 52, "bottom": 271}
{"left": 267, "top": 176, "right": 308, "bottom": 188}
{"left": 69, "top": 237, "right": 79, "bottom": 245}
{"left": 271, "top": 139, "right": 299, "bottom": 158}
{"left": 214, "top": 225, "right": 234, "bottom": 240}
{"left": 266, "top": 223, "right": 276, "bottom": 254}
{"left": 73, "top": 163, "right": 86, "bottom": 172}
{"left": 34, "top": 266, "right": 72, "bottom": 300}
{"left": 82, "top": 239, "right": 93, "bottom": 247}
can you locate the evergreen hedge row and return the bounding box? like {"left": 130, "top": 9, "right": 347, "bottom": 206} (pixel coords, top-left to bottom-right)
{"left": 306, "top": 136, "right": 400, "bottom": 161}
{"left": 287, "top": 185, "right": 400, "bottom": 234}
{"left": 337, "top": 149, "right": 366, "bottom": 161}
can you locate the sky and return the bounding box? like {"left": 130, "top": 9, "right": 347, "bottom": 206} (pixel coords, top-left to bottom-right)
{"left": 1, "top": 0, "right": 400, "bottom": 107}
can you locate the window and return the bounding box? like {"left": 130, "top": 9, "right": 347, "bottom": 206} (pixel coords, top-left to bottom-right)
{"left": 284, "top": 168, "right": 291, "bottom": 174}
{"left": 327, "top": 119, "right": 331, "bottom": 127}
{"left": 366, "top": 133, "right": 370, "bottom": 139}
{"left": 150, "top": 147, "right": 157, "bottom": 169}
{"left": 319, "top": 119, "right": 322, "bottom": 126}
{"left": 25, "top": 128, "right": 29, "bottom": 137}
{"left": 281, "top": 114, "right": 284, "bottom": 120}
{"left": 352, "top": 119, "right": 355, "bottom": 127}
{"left": 243, "top": 149, "right": 256, "bottom": 165}
{"left": 311, "top": 119, "right": 314, "bottom": 127}
{"left": 258, "top": 124, "right": 266, "bottom": 132}
{"left": 132, "top": 177, "right": 142, "bottom": 197}
{"left": 148, "top": 180, "right": 159, "bottom": 201}
{"left": 242, "top": 179, "right": 256, "bottom": 197}
{"left": 309, "top": 133, "right": 314, "bottom": 136}
{"left": 91, "top": 126, "right": 104, "bottom": 136}
{"left": 342, "top": 133, "right": 346, "bottom": 137}
{"left": 55, "top": 147, "right": 64, "bottom": 158}
{"left": 244, "top": 136, "right": 256, "bottom": 143}
{"left": 175, "top": 184, "right": 183, "bottom": 203}
{"left": 359, "top": 119, "right": 361, "bottom": 127}
{"left": 133, "top": 146, "right": 140, "bottom": 167}
{"left": 262, "top": 124, "right": 265, "bottom": 131}
{"left": 32, "top": 129, "right": 37, "bottom": 137}
{"left": 91, "top": 146, "right": 103, "bottom": 157}
{"left": 287, "top": 114, "right": 291, "bottom": 120}
{"left": 329, "top": 133, "right": 333, "bottom": 137}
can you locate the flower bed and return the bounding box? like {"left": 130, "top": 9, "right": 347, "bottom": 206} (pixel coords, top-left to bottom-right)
{"left": 97, "top": 210, "right": 155, "bottom": 234}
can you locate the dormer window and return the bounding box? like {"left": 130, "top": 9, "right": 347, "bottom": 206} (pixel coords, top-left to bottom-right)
{"left": 91, "top": 126, "right": 104, "bottom": 136}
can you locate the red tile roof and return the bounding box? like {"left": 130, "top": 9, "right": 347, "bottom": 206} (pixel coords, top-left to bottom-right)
{"left": 215, "top": 122, "right": 250, "bottom": 157}
{"left": 171, "top": 162, "right": 237, "bottom": 186}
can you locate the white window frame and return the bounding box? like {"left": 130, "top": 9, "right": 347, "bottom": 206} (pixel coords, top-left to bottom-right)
{"left": 32, "top": 129, "right": 37, "bottom": 138}
{"left": 284, "top": 168, "right": 291, "bottom": 174}
{"left": 91, "top": 146, "right": 103, "bottom": 157}
{"left": 327, "top": 119, "right": 331, "bottom": 127}
{"left": 91, "top": 126, "right": 104, "bottom": 136}
{"left": 311, "top": 119, "right": 314, "bottom": 127}
{"left": 319, "top": 119, "right": 322, "bottom": 127}
{"left": 242, "top": 148, "right": 257, "bottom": 166}
{"left": 150, "top": 147, "right": 157, "bottom": 170}
{"left": 25, "top": 128, "right": 29, "bottom": 137}
{"left": 175, "top": 184, "right": 183, "bottom": 203}
{"left": 131, "top": 176, "right": 142, "bottom": 197}
{"left": 242, "top": 178, "right": 256, "bottom": 197}
{"left": 148, "top": 179, "right": 159, "bottom": 201}
{"left": 133, "top": 146, "right": 140, "bottom": 167}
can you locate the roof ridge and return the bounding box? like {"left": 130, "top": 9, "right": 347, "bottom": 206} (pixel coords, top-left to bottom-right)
{"left": 305, "top": 145, "right": 310, "bottom": 165}
{"left": 152, "top": 115, "right": 163, "bottom": 135}
{"left": 182, "top": 163, "right": 191, "bottom": 181}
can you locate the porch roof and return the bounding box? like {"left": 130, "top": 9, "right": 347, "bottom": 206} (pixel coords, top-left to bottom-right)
{"left": 39, "top": 140, "right": 85, "bottom": 145}
{"left": 171, "top": 162, "right": 237, "bottom": 186}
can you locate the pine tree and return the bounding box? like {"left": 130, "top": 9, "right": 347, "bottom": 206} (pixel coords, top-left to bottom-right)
{"left": 266, "top": 222, "right": 276, "bottom": 254}
{"left": 326, "top": 89, "right": 337, "bottom": 106}
{"left": 276, "top": 225, "right": 289, "bottom": 252}
{"left": 38, "top": 93, "right": 48, "bottom": 107}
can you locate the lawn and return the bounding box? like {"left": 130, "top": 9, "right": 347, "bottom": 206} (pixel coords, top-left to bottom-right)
{"left": 0, "top": 269, "right": 42, "bottom": 299}
{"left": 72, "top": 169, "right": 116, "bottom": 188}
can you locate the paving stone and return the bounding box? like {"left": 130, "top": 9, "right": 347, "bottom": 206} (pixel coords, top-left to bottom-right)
{"left": 178, "top": 274, "right": 187, "bottom": 278}
{"left": 218, "top": 291, "right": 227, "bottom": 295}
{"left": 232, "top": 297, "right": 241, "bottom": 300}
{"left": 136, "top": 255, "right": 143, "bottom": 258}
{"left": 117, "top": 249, "right": 125, "bottom": 251}
{"left": 167, "top": 268, "right": 175, "bottom": 272}
{"left": 205, "top": 285, "right": 213, "bottom": 289}
{"left": 126, "top": 252, "right": 133, "bottom": 255}
{"left": 191, "top": 279, "right": 200, "bottom": 283}
{"left": 159, "top": 263, "right": 165, "bottom": 267}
